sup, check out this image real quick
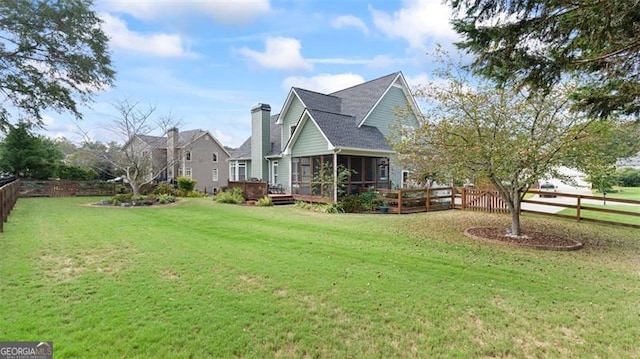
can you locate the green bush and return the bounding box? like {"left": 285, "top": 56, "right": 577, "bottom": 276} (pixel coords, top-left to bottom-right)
{"left": 155, "top": 182, "right": 176, "bottom": 195}
{"left": 616, "top": 168, "right": 640, "bottom": 187}
{"left": 256, "top": 196, "right": 273, "bottom": 207}
{"left": 157, "top": 194, "right": 176, "bottom": 204}
{"left": 111, "top": 193, "right": 133, "bottom": 205}
{"left": 214, "top": 187, "right": 245, "bottom": 204}
{"left": 340, "top": 195, "right": 364, "bottom": 213}
{"left": 294, "top": 201, "right": 342, "bottom": 213}
{"left": 358, "top": 190, "right": 381, "bottom": 211}
{"left": 55, "top": 164, "right": 99, "bottom": 180}
{"left": 176, "top": 176, "right": 197, "bottom": 195}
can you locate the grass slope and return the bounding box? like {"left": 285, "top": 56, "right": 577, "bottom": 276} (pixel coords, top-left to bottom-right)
{"left": 1, "top": 198, "right": 639, "bottom": 358}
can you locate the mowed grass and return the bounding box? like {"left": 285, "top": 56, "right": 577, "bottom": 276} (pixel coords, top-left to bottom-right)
{"left": 1, "top": 198, "right": 639, "bottom": 358}
{"left": 591, "top": 186, "right": 640, "bottom": 201}
{"left": 558, "top": 203, "right": 640, "bottom": 226}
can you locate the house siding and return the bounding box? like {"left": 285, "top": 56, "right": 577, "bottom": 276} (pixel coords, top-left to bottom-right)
{"left": 290, "top": 118, "right": 331, "bottom": 157}
{"left": 365, "top": 86, "right": 418, "bottom": 188}
{"left": 281, "top": 96, "right": 305, "bottom": 147}
{"left": 364, "top": 86, "right": 417, "bottom": 137}
{"left": 181, "top": 134, "right": 230, "bottom": 193}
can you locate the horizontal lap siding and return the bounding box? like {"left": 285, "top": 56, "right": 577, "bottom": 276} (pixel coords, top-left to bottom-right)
{"left": 282, "top": 97, "right": 305, "bottom": 146}
{"left": 291, "top": 118, "right": 331, "bottom": 157}
{"left": 364, "top": 87, "right": 418, "bottom": 188}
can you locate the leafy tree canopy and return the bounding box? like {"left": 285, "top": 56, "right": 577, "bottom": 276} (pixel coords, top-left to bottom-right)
{"left": 0, "top": 121, "right": 63, "bottom": 179}
{"left": 450, "top": 0, "right": 640, "bottom": 117}
{"left": 390, "top": 50, "right": 637, "bottom": 236}
{"left": 0, "top": 0, "right": 115, "bottom": 130}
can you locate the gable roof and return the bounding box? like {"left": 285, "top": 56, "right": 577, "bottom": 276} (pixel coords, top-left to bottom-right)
{"left": 135, "top": 129, "right": 231, "bottom": 157}
{"left": 330, "top": 72, "right": 400, "bottom": 126}
{"left": 235, "top": 71, "right": 415, "bottom": 159}
{"left": 306, "top": 109, "right": 391, "bottom": 152}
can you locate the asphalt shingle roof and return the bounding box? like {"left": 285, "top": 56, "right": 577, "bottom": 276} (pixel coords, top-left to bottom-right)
{"left": 307, "top": 109, "right": 391, "bottom": 152}
{"left": 232, "top": 71, "right": 401, "bottom": 158}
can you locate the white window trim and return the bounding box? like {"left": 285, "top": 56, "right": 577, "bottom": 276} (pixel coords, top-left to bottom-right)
{"left": 212, "top": 168, "right": 219, "bottom": 182}
{"left": 212, "top": 152, "right": 219, "bottom": 163}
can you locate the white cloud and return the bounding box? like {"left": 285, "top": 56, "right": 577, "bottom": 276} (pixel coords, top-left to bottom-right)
{"left": 101, "top": 0, "right": 271, "bottom": 24}
{"left": 331, "top": 15, "right": 369, "bottom": 35}
{"left": 404, "top": 73, "right": 430, "bottom": 89}
{"left": 237, "top": 37, "right": 312, "bottom": 71}
{"left": 282, "top": 73, "right": 365, "bottom": 94}
{"left": 100, "top": 13, "right": 194, "bottom": 58}
{"left": 370, "top": 0, "right": 458, "bottom": 50}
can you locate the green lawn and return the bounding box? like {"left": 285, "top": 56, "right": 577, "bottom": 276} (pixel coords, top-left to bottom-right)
{"left": 591, "top": 186, "right": 640, "bottom": 201}
{"left": 1, "top": 197, "right": 639, "bottom": 358}
{"left": 558, "top": 203, "right": 640, "bottom": 226}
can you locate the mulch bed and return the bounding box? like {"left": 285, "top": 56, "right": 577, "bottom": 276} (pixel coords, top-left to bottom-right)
{"left": 464, "top": 227, "right": 583, "bottom": 251}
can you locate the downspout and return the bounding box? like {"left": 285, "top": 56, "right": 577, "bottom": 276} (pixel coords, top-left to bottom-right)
{"left": 333, "top": 148, "right": 342, "bottom": 202}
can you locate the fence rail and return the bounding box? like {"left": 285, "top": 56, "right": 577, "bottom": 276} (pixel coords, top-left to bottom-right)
{"left": 20, "top": 180, "right": 117, "bottom": 197}
{"left": 0, "top": 178, "right": 20, "bottom": 232}
{"left": 376, "top": 187, "right": 454, "bottom": 214}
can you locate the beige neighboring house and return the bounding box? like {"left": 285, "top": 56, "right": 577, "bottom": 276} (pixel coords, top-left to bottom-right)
{"left": 132, "top": 128, "right": 231, "bottom": 194}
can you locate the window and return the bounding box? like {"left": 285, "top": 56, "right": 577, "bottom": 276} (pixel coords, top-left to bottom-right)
{"left": 185, "top": 151, "right": 192, "bottom": 161}
{"left": 230, "top": 163, "right": 236, "bottom": 181}
{"left": 212, "top": 168, "right": 218, "bottom": 182}
{"left": 185, "top": 167, "right": 192, "bottom": 178}
{"left": 271, "top": 161, "right": 278, "bottom": 184}
{"left": 290, "top": 124, "right": 297, "bottom": 137}
{"left": 142, "top": 150, "right": 149, "bottom": 157}
{"left": 238, "top": 163, "right": 246, "bottom": 181}
{"left": 212, "top": 152, "right": 218, "bottom": 163}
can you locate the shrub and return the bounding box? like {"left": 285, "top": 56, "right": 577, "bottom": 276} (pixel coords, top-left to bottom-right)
{"left": 157, "top": 194, "right": 176, "bottom": 204}
{"left": 294, "top": 201, "right": 342, "bottom": 213}
{"left": 214, "top": 187, "right": 245, "bottom": 204}
{"left": 155, "top": 182, "right": 176, "bottom": 195}
{"left": 176, "top": 176, "right": 197, "bottom": 195}
{"left": 340, "top": 195, "right": 364, "bottom": 213}
{"left": 256, "top": 196, "right": 273, "bottom": 207}
{"left": 616, "top": 168, "right": 640, "bottom": 187}
{"left": 111, "top": 193, "right": 133, "bottom": 205}
{"left": 358, "top": 190, "right": 381, "bottom": 211}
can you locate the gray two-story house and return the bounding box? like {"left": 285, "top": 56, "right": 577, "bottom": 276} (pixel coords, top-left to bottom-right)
{"left": 133, "top": 128, "right": 231, "bottom": 194}
{"left": 230, "top": 72, "right": 420, "bottom": 202}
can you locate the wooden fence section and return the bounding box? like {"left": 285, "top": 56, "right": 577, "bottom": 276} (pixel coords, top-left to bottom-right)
{"left": 456, "top": 187, "right": 509, "bottom": 213}
{"left": 228, "top": 181, "right": 268, "bottom": 200}
{"left": 522, "top": 189, "right": 640, "bottom": 229}
{"left": 377, "top": 187, "right": 454, "bottom": 214}
{"left": 20, "top": 180, "right": 116, "bottom": 197}
{"left": 455, "top": 187, "right": 639, "bottom": 229}
{"left": 0, "top": 179, "right": 20, "bottom": 232}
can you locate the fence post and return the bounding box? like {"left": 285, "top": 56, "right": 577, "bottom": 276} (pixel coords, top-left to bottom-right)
{"left": 397, "top": 190, "right": 403, "bottom": 214}
{"left": 461, "top": 187, "right": 466, "bottom": 210}
{"left": 576, "top": 196, "right": 581, "bottom": 222}
{"left": 426, "top": 188, "right": 430, "bottom": 212}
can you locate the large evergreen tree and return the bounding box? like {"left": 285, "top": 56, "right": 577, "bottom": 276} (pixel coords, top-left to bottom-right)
{"left": 449, "top": 0, "right": 639, "bottom": 117}
{"left": 0, "top": 122, "right": 62, "bottom": 179}
{"left": 0, "top": 0, "right": 114, "bottom": 130}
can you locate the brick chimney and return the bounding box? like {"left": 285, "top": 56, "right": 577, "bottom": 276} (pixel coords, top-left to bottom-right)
{"left": 167, "top": 127, "right": 179, "bottom": 180}
{"left": 250, "top": 103, "right": 271, "bottom": 181}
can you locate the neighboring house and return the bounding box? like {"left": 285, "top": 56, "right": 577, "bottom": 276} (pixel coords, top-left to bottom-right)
{"left": 617, "top": 151, "right": 640, "bottom": 169}
{"left": 130, "top": 128, "right": 231, "bottom": 193}
{"left": 230, "top": 72, "right": 420, "bottom": 202}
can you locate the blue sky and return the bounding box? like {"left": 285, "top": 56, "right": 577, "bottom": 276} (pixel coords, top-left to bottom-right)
{"left": 42, "top": 0, "right": 462, "bottom": 148}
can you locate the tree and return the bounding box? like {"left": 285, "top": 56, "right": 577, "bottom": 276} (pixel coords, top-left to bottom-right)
{"left": 0, "top": 0, "right": 114, "bottom": 130}
{"left": 390, "top": 52, "right": 634, "bottom": 237}
{"left": 87, "top": 99, "right": 184, "bottom": 197}
{"left": 0, "top": 122, "right": 62, "bottom": 179}
{"left": 449, "top": 0, "right": 640, "bottom": 117}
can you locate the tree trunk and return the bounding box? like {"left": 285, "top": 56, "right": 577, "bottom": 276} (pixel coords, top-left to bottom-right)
{"left": 509, "top": 190, "right": 522, "bottom": 236}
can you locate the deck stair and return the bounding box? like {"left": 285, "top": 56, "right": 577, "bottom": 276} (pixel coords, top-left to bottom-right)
{"left": 269, "top": 194, "right": 295, "bottom": 205}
